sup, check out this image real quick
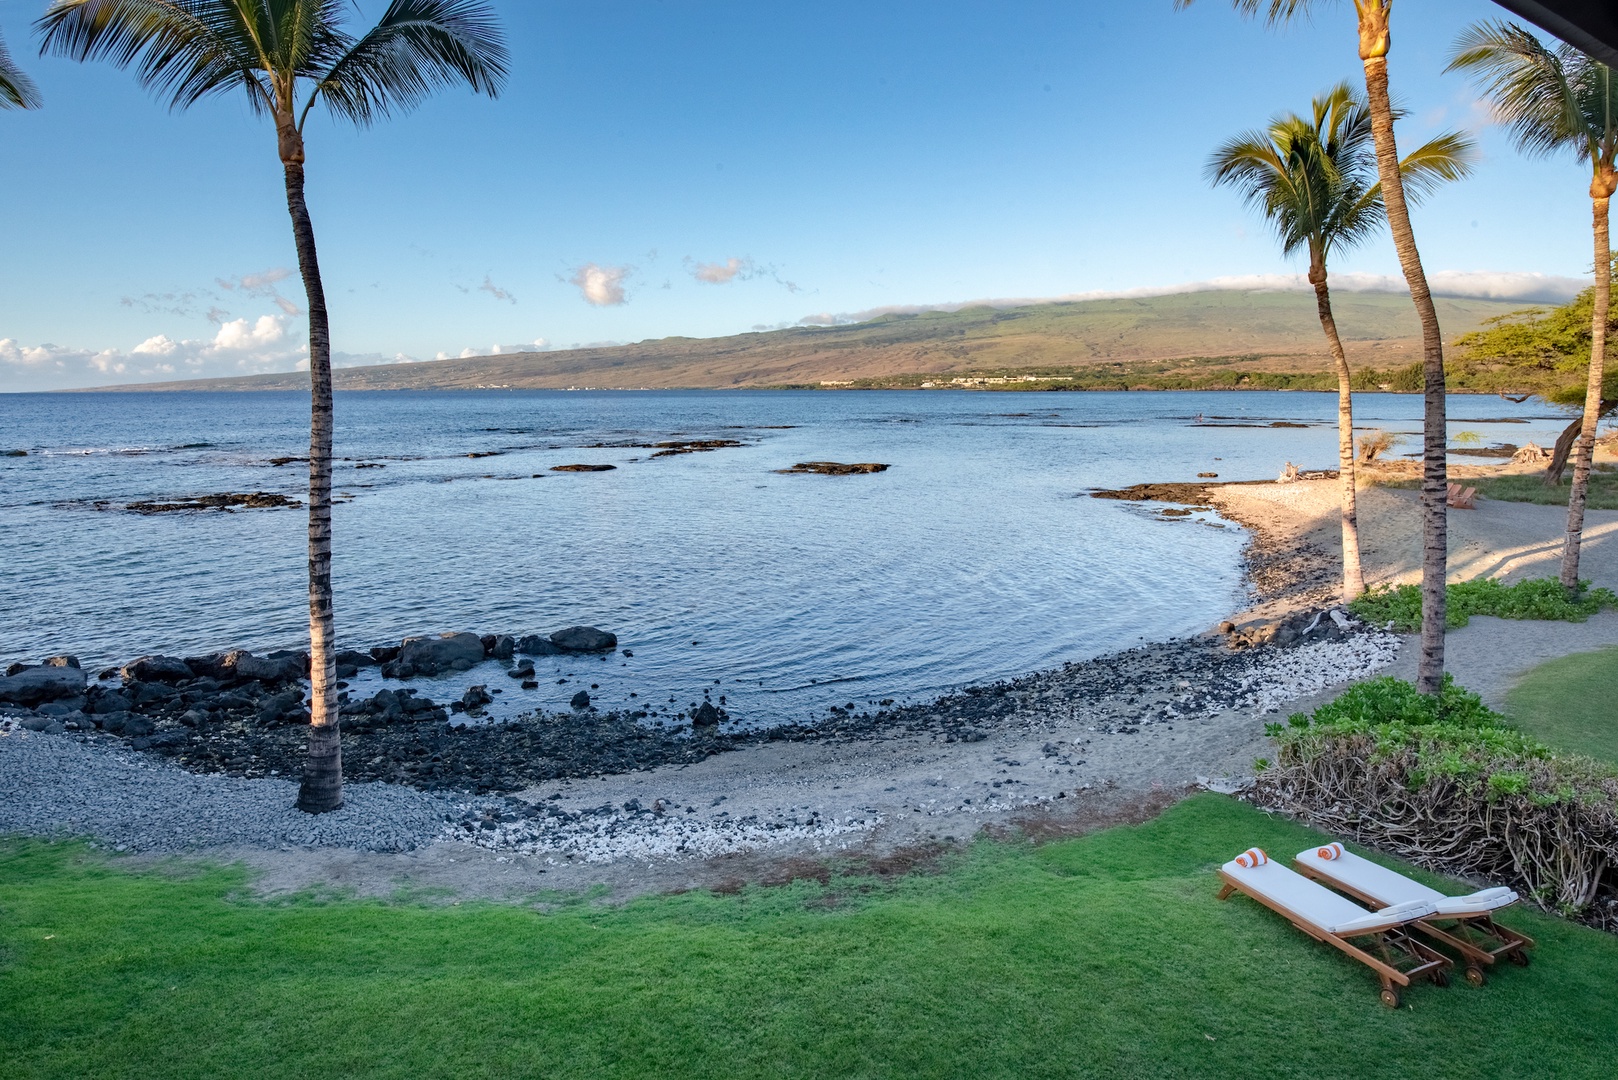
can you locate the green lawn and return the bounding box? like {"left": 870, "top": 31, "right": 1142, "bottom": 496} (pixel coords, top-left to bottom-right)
{"left": 2, "top": 794, "right": 1613, "bottom": 1080}
{"left": 1504, "top": 646, "right": 1618, "bottom": 765}
{"left": 1465, "top": 471, "right": 1618, "bottom": 511}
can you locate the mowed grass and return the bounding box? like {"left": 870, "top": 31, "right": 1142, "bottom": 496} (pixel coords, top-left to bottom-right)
{"left": 1505, "top": 645, "right": 1618, "bottom": 765}
{"left": 1467, "top": 470, "right": 1618, "bottom": 511}
{"left": 3, "top": 795, "right": 1614, "bottom": 1080}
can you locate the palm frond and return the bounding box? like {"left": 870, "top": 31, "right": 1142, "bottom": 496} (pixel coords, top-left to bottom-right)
{"left": 0, "top": 30, "right": 42, "bottom": 108}
{"left": 313, "top": 0, "right": 507, "bottom": 126}
{"left": 1172, "top": 0, "right": 1325, "bottom": 26}
{"left": 1397, "top": 132, "right": 1477, "bottom": 201}
{"left": 1447, "top": 20, "right": 1592, "bottom": 161}
{"left": 36, "top": 0, "right": 273, "bottom": 111}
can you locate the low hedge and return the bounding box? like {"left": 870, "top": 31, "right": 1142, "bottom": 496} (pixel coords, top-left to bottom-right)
{"left": 1254, "top": 677, "right": 1618, "bottom": 914}
{"left": 1348, "top": 577, "right": 1618, "bottom": 632}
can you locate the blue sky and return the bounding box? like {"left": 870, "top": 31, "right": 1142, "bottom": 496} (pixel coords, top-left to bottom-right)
{"left": 0, "top": 0, "right": 1598, "bottom": 389}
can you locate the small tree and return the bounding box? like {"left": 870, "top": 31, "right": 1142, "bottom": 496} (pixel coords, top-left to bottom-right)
{"left": 1208, "top": 84, "right": 1472, "bottom": 602}
{"left": 1, "top": 29, "right": 42, "bottom": 109}
{"left": 1449, "top": 22, "right": 1618, "bottom": 592}
{"left": 38, "top": 0, "right": 508, "bottom": 812}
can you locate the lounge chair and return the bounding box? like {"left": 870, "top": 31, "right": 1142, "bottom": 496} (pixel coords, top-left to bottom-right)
{"left": 1294, "top": 843, "right": 1534, "bottom": 986}
{"left": 1216, "top": 848, "right": 1452, "bottom": 1007}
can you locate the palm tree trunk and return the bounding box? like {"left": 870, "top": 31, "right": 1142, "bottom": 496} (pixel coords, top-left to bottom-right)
{"left": 1361, "top": 29, "right": 1447, "bottom": 696}
{"left": 1561, "top": 193, "right": 1612, "bottom": 591}
{"left": 282, "top": 149, "right": 342, "bottom": 814}
{"left": 1310, "top": 259, "right": 1365, "bottom": 600}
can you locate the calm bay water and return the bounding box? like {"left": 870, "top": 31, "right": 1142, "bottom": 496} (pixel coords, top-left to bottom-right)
{"left": 0, "top": 390, "right": 1570, "bottom": 724}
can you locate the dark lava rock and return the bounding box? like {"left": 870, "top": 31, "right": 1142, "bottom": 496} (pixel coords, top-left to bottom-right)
{"left": 398, "top": 632, "right": 485, "bottom": 675}
{"left": 777, "top": 461, "right": 890, "bottom": 475}
{"left": 506, "top": 662, "right": 535, "bottom": 679}
{"left": 521, "top": 680, "right": 539, "bottom": 690}
{"left": 692, "top": 701, "right": 723, "bottom": 727}
{"left": 550, "top": 626, "right": 617, "bottom": 653}
{"left": 4, "top": 449, "right": 26, "bottom": 457}
{"left": 650, "top": 439, "right": 743, "bottom": 457}
{"left": 370, "top": 645, "right": 401, "bottom": 664}
{"left": 120, "top": 656, "right": 195, "bottom": 684}
{"left": 125, "top": 491, "right": 302, "bottom": 514}
{"left": 0, "top": 664, "right": 89, "bottom": 707}
{"left": 483, "top": 634, "right": 516, "bottom": 660}
{"left": 334, "top": 649, "right": 377, "bottom": 669}
{"left": 1089, "top": 483, "right": 1213, "bottom": 504}
{"left": 461, "top": 685, "right": 493, "bottom": 712}
{"left": 550, "top": 464, "right": 616, "bottom": 472}
{"left": 43, "top": 655, "right": 80, "bottom": 669}
{"left": 222, "top": 651, "right": 307, "bottom": 684}
{"left": 516, "top": 635, "right": 564, "bottom": 656}
{"left": 570, "top": 690, "right": 592, "bottom": 710}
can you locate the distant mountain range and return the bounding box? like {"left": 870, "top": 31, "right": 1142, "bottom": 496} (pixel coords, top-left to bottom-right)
{"left": 84, "top": 289, "right": 1536, "bottom": 393}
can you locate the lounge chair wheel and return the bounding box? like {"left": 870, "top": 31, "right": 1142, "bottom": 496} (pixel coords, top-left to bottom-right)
{"left": 1464, "top": 966, "right": 1487, "bottom": 988}
{"left": 1509, "top": 949, "right": 1530, "bottom": 968}
{"left": 1431, "top": 968, "right": 1449, "bottom": 988}
{"left": 1379, "top": 988, "right": 1401, "bottom": 1010}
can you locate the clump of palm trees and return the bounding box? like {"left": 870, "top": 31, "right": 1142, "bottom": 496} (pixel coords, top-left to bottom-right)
{"left": 34, "top": 0, "right": 509, "bottom": 813}
{"left": 1207, "top": 85, "right": 1472, "bottom": 603}
{"left": 1189, "top": 0, "right": 1618, "bottom": 696}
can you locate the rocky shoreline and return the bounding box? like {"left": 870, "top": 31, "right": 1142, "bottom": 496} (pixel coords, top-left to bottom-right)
{"left": 0, "top": 476, "right": 1415, "bottom": 877}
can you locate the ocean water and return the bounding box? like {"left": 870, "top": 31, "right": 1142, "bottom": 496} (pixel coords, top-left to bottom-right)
{"left": 0, "top": 389, "right": 1571, "bottom": 725}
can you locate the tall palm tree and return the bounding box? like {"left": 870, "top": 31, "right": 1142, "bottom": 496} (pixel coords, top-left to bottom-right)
{"left": 1179, "top": 0, "right": 1452, "bottom": 696}
{"left": 1448, "top": 22, "right": 1618, "bottom": 593}
{"left": 38, "top": 0, "right": 508, "bottom": 812}
{"left": 1209, "top": 85, "right": 1473, "bottom": 603}
{"left": 1, "top": 29, "right": 42, "bottom": 108}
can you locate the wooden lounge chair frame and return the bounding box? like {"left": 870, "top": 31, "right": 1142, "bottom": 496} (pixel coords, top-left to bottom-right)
{"left": 1217, "top": 869, "right": 1451, "bottom": 1008}
{"left": 1293, "top": 860, "right": 1535, "bottom": 987}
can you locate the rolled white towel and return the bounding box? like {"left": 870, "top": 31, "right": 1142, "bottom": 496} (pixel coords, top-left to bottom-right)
{"left": 1234, "top": 847, "right": 1268, "bottom": 869}
{"left": 1314, "top": 842, "right": 1345, "bottom": 861}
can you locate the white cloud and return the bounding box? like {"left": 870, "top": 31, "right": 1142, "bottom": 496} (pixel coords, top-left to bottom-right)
{"left": 798, "top": 270, "right": 1584, "bottom": 325}
{"left": 212, "top": 314, "right": 286, "bottom": 351}
{"left": 1, "top": 310, "right": 305, "bottom": 390}
{"left": 569, "top": 263, "right": 631, "bottom": 306}
{"left": 691, "top": 257, "right": 752, "bottom": 284}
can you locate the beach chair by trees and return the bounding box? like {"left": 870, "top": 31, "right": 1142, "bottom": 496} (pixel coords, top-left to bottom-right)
{"left": 1294, "top": 843, "right": 1534, "bottom": 987}
{"left": 1216, "top": 848, "right": 1452, "bottom": 1008}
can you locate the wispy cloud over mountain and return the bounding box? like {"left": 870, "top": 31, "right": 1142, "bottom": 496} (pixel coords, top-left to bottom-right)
{"left": 797, "top": 270, "right": 1582, "bottom": 326}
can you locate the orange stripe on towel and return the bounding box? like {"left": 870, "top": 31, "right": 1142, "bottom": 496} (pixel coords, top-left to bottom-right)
{"left": 1234, "top": 848, "right": 1268, "bottom": 868}
{"left": 1317, "top": 843, "right": 1344, "bottom": 861}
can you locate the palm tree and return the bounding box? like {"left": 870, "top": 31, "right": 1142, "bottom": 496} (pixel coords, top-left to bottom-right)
{"left": 1448, "top": 21, "right": 1618, "bottom": 594}
{"left": 38, "top": 0, "right": 508, "bottom": 812}
{"left": 1179, "top": 0, "right": 1452, "bottom": 696}
{"left": 1208, "top": 85, "right": 1473, "bottom": 603}
{"left": 1, "top": 29, "right": 42, "bottom": 108}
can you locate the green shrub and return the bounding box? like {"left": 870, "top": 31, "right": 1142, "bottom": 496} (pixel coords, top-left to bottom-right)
{"left": 1348, "top": 576, "right": 1618, "bottom": 632}
{"left": 1258, "top": 677, "right": 1618, "bottom": 912}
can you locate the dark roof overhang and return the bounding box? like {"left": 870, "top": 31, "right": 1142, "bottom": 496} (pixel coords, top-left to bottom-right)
{"left": 1494, "top": 1, "right": 1618, "bottom": 68}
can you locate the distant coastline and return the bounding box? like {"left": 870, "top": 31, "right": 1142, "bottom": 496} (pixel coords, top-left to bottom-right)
{"left": 56, "top": 288, "right": 1529, "bottom": 395}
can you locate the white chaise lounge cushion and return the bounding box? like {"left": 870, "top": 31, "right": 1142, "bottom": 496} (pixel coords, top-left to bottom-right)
{"left": 1221, "top": 855, "right": 1438, "bottom": 936}
{"left": 1293, "top": 846, "right": 1519, "bottom": 916}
